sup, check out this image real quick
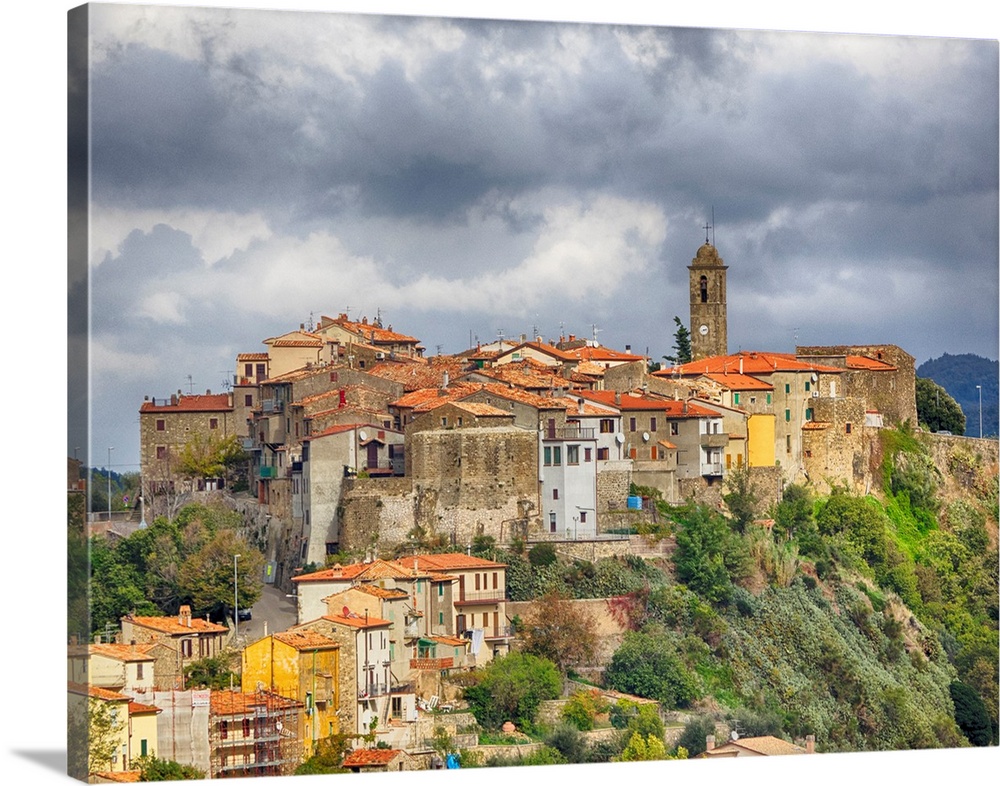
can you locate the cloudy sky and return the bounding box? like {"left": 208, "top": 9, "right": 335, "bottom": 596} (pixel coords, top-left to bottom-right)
{"left": 69, "top": 2, "right": 998, "bottom": 472}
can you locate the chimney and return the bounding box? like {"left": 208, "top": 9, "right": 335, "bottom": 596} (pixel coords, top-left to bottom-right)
{"left": 170, "top": 394, "right": 178, "bottom": 406}
{"left": 806, "top": 734, "right": 815, "bottom": 753}
{"left": 442, "top": 370, "right": 449, "bottom": 389}
{"left": 614, "top": 391, "right": 621, "bottom": 406}
{"left": 706, "top": 735, "right": 715, "bottom": 752}
{"left": 179, "top": 605, "right": 192, "bottom": 627}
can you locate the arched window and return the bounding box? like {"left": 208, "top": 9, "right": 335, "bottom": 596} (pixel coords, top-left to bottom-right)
{"left": 699, "top": 275, "right": 708, "bottom": 303}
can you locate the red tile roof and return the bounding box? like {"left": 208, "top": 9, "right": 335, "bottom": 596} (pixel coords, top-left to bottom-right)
{"left": 68, "top": 682, "right": 131, "bottom": 702}
{"left": 210, "top": 689, "right": 302, "bottom": 715}
{"left": 342, "top": 748, "right": 407, "bottom": 767}
{"left": 263, "top": 330, "right": 325, "bottom": 348}
{"left": 237, "top": 352, "right": 269, "bottom": 361}
{"left": 578, "top": 390, "right": 720, "bottom": 418}
{"left": 391, "top": 553, "right": 507, "bottom": 571}
{"left": 700, "top": 372, "right": 774, "bottom": 391}
{"left": 292, "top": 563, "right": 372, "bottom": 583}
{"left": 320, "top": 315, "right": 421, "bottom": 346}
{"left": 124, "top": 612, "right": 228, "bottom": 636}
{"left": 846, "top": 355, "right": 897, "bottom": 371}
{"left": 129, "top": 700, "right": 161, "bottom": 715}
{"left": 322, "top": 613, "right": 392, "bottom": 629}
{"left": 661, "top": 351, "right": 844, "bottom": 378}
{"left": 139, "top": 393, "right": 232, "bottom": 413}
{"left": 272, "top": 630, "right": 341, "bottom": 650}
{"left": 90, "top": 643, "right": 156, "bottom": 662}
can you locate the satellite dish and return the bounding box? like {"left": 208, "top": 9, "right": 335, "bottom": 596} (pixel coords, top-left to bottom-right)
{"left": 615, "top": 433, "right": 625, "bottom": 445}
{"left": 642, "top": 432, "right": 650, "bottom": 442}
{"left": 810, "top": 373, "right": 818, "bottom": 382}
{"left": 731, "top": 730, "right": 739, "bottom": 741}
{"left": 358, "top": 429, "right": 368, "bottom": 441}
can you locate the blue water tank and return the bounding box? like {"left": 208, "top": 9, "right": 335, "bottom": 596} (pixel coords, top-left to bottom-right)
{"left": 627, "top": 496, "right": 642, "bottom": 510}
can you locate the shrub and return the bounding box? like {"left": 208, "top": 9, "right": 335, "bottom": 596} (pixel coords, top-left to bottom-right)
{"left": 561, "top": 689, "right": 608, "bottom": 731}
{"left": 528, "top": 543, "right": 557, "bottom": 567}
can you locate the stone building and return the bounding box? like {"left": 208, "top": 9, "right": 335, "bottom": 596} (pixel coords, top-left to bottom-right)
{"left": 120, "top": 606, "right": 228, "bottom": 691}
{"left": 688, "top": 240, "right": 729, "bottom": 360}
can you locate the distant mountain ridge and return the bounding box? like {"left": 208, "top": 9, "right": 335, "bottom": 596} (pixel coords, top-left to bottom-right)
{"left": 917, "top": 353, "right": 998, "bottom": 437}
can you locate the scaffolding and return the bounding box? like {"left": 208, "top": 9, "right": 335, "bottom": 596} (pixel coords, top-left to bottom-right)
{"left": 209, "top": 688, "right": 304, "bottom": 779}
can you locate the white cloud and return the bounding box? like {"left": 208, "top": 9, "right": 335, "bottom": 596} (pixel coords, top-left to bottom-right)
{"left": 91, "top": 207, "right": 273, "bottom": 267}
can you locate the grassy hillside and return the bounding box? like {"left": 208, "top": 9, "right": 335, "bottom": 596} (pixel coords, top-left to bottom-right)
{"left": 497, "top": 425, "right": 998, "bottom": 753}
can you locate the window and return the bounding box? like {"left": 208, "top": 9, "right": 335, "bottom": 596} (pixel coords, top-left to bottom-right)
{"left": 156, "top": 419, "right": 165, "bottom": 431}
{"left": 549, "top": 512, "right": 557, "bottom": 532}
{"left": 552, "top": 446, "right": 562, "bottom": 465}
{"left": 600, "top": 419, "right": 615, "bottom": 433}
{"left": 734, "top": 393, "right": 740, "bottom": 405}
{"left": 767, "top": 393, "right": 772, "bottom": 404}
{"left": 156, "top": 446, "right": 167, "bottom": 460}
{"left": 785, "top": 383, "right": 791, "bottom": 394}
{"left": 243, "top": 718, "right": 251, "bottom": 738}
{"left": 493, "top": 572, "right": 498, "bottom": 589}
{"left": 584, "top": 447, "right": 592, "bottom": 462}
{"left": 700, "top": 275, "right": 708, "bottom": 302}
{"left": 670, "top": 422, "right": 679, "bottom": 436}
{"left": 650, "top": 447, "right": 656, "bottom": 459}
{"left": 749, "top": 396, "right": 756, "bottom": 404}
{"left": 785, "top": 409, "right": 791, "bottom": 422}
{"left": 567, "top": 445, "right": 579, "bottom": 464}
{"left": 650, "top": 417, "right": 657, "bottom": 432}
{"left": 629, "top": 417, "right": 637, "bottom": 432}
{"left": 597, "top": 447, "right": 609, "bottom": 460}
{"left": 726, "top": 454, "right": 732, "bottom": 469}
{"left": 220, "top": 720, "right": 228, "bottom": 740}
{"left": 245, "top": 394, "right": 253, "bottom": 406}
{"left": 141, "top": 739, "right": 148, "bottom": 757}
{"left": 256, "top": 363, "right": 266, "bottom": 379}
{"left": 553, "top": 488, "right": 559, "bottom": 499}
{"left": 805, "top": 408, "right": 813, "bottom": 421}
{"left": 543, "top": 446, "right": 552, "bottom": 466}
{"left": 580, "top": 511, "right": 587, "bottom": 523}
{"left": 181, "top": 639, "right": 192, "bottom": 658}
{"left": 805, "top": 381, "right": 811, "bottom": 392}
{"left": 136, "top": 663, "right": 143, "bottom": 680}
{"left": 438, "top": 583, "right": 443, "bottom": 597}
{"left": 210, "top": 418, "right": 219, "bottom": 429}
{"left": 475, "top": 574, "right": 481, "bottom": 591}
{"left": 439, "top": 612, "right": 444, "bottom": 625}
{"left": 245, "top": 363, "right": 253, "bottom": 377}
{"left": 846, "top": 423, "right": 852, "bottom": 434}
{"left": 786, "top": 435, "right": 792, "bottom": 453}
{"left": 441, "top": 417, "right": 448, "bottom": 427}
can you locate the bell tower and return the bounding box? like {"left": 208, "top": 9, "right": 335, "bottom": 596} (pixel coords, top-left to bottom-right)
{"left": 688, "top": 230, "right": 728, "bottom": 361}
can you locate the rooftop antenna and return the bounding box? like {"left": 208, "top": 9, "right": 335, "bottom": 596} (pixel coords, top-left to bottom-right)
{"left": 712, "top": 205, "right": 716, "bottom": 246}
{"left": 375, "top": 308, "right": 384, "bottom": 328}
{"left": 219, "top": 371, "right": 232, "bottom": 391}
{"left": 591, "top": 324, "right": 601, "bottom": 344}
{"left": 185, "top": 374, "right": 194, "bottom": 395}
{"left": 435, "top": 344, "right": 443, "bottom": 356}
{"left": 307, "top": 311, "right": 315, "bottom": 331}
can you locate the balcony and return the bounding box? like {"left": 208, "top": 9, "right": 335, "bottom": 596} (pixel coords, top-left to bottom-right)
{"left": 455, "top": 593, "right": 505, "bottom": 606}
{"left": 701, "top": 463, "right": 724, "bottom": 477}
{"left": 409, "top": 657, "right": 454, "bottom": 670}
{"left": 358, "top": 681, "right": 389, "bottom": 698}
{"left": 544, "top": 427, "right": 596, "bottom": 440}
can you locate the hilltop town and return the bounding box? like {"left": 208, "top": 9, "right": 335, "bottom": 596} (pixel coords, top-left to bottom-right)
{"left": 69, "top": 239, "right": 999, "bottom": 780}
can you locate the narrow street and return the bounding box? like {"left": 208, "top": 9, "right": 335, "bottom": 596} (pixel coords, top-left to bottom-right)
{"left": 234, "top": 582, "right": 297, "bottom": 646}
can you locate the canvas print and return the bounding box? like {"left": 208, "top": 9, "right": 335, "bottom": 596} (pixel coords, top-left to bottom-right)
{"left": 67, "top": 2, "right": 999, "bottom": 782}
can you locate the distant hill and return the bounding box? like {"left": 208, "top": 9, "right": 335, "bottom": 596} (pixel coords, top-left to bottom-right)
{"left": 917, "top": 353, "right": 998, "bottom": 437}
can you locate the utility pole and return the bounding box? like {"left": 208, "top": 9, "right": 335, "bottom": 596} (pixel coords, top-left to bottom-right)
{"left": 234, "top": 554, "right": 242, "bottom": 640}
{"left": 107, "top": 446, "right": 114, "bottom": 520}
{"left": 977, "top": 385, "right": 983, "bottom": 438}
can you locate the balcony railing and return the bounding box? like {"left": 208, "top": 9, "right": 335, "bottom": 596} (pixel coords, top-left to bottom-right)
{"left": 357, "top": 681, "right": 389, "bottom": 698}
{"left": 409, "top": 657, "right": 454, "bottom": 670}
{"left": 455, "top": 592, "right": 505, "bottom": 605}
{"left": 701, "top": 463, "right": 724, "bottom": 477}
{"left": 544, "top": 427, "right": 596, "bottom": 440}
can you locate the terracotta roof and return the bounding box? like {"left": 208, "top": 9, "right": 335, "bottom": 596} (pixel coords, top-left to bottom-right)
{"left": 125, "top": 612, "right": 227, "bottom": 636}
{"left": 359, "top": 559, "right": 434, "bottom": 580}
{"left": 497, "top": 340, "right": 578, "bottom": 362}
{"left": 708, "top": 736, "right": 808, "bottom": 756}
{"left": 210, "top": 689, "right": 302, "bottom": 715}
{"left": 323, "top": 613, "right": 392, "bottom": 629}
{"left": 845, "top": 355, "right": 897, "bottom": 371}
{"left": 320, "top": 315, "right": 421, "bottom": 345}
{"left": 272, "top": 630, "right": 341, "bottom": 650}
{"left": 68, "top": 682, "right": 130, "bottom": 702}
{"left": 700, "top": 372, "right": 774, "bottom": 391}
{"left": 139, "top": 393, "right": 232, "bottom": 414}
{"left": 468, "top": 382, "right": 569, "bottom": 410}
{"left": 342, "top": 748, "right": 407, "bottom": 767}
{"left": 129, "top": 701, "right": 161, "bottom": 715}
{"left": 292, "top": 563, "right": 372, "bottom": 583}
{"left": 89, "top": 643, "right": 157, "bottom": 662}
{"left": 427, "top": 634, "right": 467, "bottom": 647}
{"left": 392, "top": 553, "right": 507, "bottom": 571}
{"left": 802, "top": 421, "right": 830, "bottom": 430}
{"left": 263, "top": 330, "right": 325, "bottom": 348}
{"left": 578, "top": 390, "right": 720, "bottom": 418}
{"left": 447, "top": 401, "right": 513, "bottom": 418}
{"left": 553, "top": 397, "right": 619, "bottom": 416}
{"left": 660, "top": 351, "right": 844, "bottom": 378}
{"left": 338, "top": 584, "right": 410, "bottom": 600}
{"left": 564, "top": 346, "right": 646, "bottom": 363}
{"left": 237, "top": 352, "right": 269, "bottom": 361}
{"left": 657, "top": 440, "right": 678, "bottom": 449}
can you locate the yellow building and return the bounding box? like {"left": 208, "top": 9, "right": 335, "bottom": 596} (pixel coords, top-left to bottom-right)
{"left": 68, "top": 682, "right": 160, "bottom": 775}
{"left": 241, "top": 630, "right": 341, "bottom": 758}
{"left": 747, "top": 412, "right": 776, "bottom": 467}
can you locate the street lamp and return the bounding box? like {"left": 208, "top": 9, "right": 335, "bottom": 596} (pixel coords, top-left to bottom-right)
{"left": 977, "top": 385, "right": 983, "bottom": 438}
{"left": 234, "top": 554, "right": 242, "bottom": 639}
{"left": 107, "top": 447, "right": 114, "bottom": 521}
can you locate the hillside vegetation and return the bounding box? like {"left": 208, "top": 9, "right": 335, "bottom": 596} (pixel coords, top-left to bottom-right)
{"left": 489, "top": 425, "right": 997, "bottom": 754}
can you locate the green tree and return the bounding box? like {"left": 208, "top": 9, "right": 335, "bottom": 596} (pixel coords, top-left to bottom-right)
{"left": 772, "top": 483, "right": 819, "bottom": 553}
{"left": 134, "top": 755, "right": 205, "bottom": 781}
{"left": 294, "top": 733, "right": 353, "bottom": 775}
{"left": 915, "top": 376, "right": 966, "bottom": 435}
{"left": 663, "top": 316, "right": 692, "bottom": 365}
{"left": 950, "top": 681, "right": 993, "bottom": 746}
{"left": 544, "top": 723, "right": 589, "bottom": 763}
{"left": 616, "top": 732, "right": 685, "bottom": 762}
{"left": 676, "top": 715, "right": 716, "bottom": 757}
{"left": 528, "top": 542, "right": 557, "bottom": 567}
{"left": 184, "top": 652, "right": 239, "bottom": 689}
{"left": 177, "top": 432, "right": 248, "bottom": 480}
{"left": 560, "top": 689, "right": 609, "bottom": 731}
{"left": 178, "top": 529, "right": 264, "bottom": 620}
{"left": 87, "top": 698, "right": 124, "bottom": 774}
{"left": 672, "top": 504, "right": 751, "bottom": 604}
{"left": 723, "top": 465, "right": 759, "bottom": 534}
{"left": 463, "top": 651, "right": 562, "bottom": 732}
{"left": 604, "top": 631, "right": 700, "bottom": 709}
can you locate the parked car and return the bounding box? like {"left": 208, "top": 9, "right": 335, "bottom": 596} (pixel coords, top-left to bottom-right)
{"left": 237, "top": 607, "right": 252, "bottom": 621}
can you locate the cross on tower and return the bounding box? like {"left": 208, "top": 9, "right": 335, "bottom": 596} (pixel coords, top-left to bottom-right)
{"left": 703, "top": 222, "right": 712, "bottom": 243}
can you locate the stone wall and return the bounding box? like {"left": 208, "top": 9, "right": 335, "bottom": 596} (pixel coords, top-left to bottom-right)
{"left": 596, "top": 462, "right": 633, "bottom": 517}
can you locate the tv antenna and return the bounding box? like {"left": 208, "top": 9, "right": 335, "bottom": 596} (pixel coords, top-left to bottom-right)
{"left": 219, "top": 371, "right": 232, "bottom": 391}
{"left": 185, "top": 374, "right": 195, "bottom": 394}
